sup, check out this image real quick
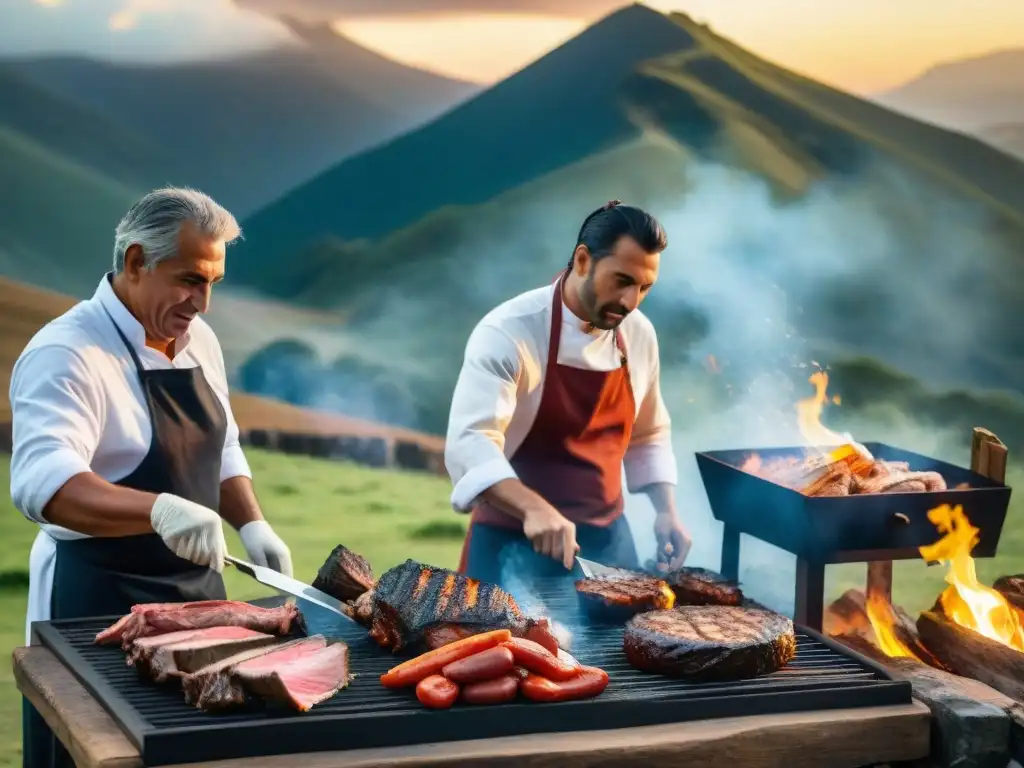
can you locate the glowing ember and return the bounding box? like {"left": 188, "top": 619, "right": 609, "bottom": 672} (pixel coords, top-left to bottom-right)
{"left": 919, "top": 504, "right": 1024, "bottom": 651}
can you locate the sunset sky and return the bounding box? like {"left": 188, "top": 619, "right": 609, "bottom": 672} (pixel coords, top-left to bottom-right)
{"left": 9, "top": 0, "right": 1024, "bottom": 94}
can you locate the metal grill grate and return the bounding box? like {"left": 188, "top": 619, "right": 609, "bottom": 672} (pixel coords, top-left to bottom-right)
{"left": 34, "top": 590, "right": 912, "bottom": 766}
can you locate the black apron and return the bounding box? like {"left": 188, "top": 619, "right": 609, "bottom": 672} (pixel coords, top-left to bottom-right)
{"left": 23, "top": 306, "right": 229, "bottom": 768}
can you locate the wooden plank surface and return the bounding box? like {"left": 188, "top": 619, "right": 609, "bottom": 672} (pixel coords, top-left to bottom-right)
{"left": 13, "top": 645, "right": 932, "bottom": 768}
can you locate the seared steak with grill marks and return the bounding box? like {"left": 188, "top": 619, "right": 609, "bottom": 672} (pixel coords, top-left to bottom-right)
{"left": 313, "top": 545, "right": 375, "bottom": 602}
{"left": 96, "top": 600, "right": 305, "bottom": 648}
{"left": 576, "top": 575, "right": 675, "bottom": 622}
{"left": 623, "top": 606, "right": 796, "bottom": 681}
{"left": 129, "top": 626, "right": 277, "bottom": 683}
{"left": 660, "top": 567, "right": 744, "bottom": 606}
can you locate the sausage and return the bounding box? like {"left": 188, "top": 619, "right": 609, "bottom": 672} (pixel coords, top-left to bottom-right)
{"left": 501, "top": 637, "right": 578, "bottom": 682}
{"left": 520, "top": 666, "right": 610, "bottom": 703}
{"left": 380, "top": 629, "right": 513, "bottom": 688}
{"left": 460, "top": 674, "right": 519, "bottom": 705}
{"left": 441, "top": 645, "right": 515, "bottom": 684}
{"left": 415, "top": 675, "right": 460, "bottom": 709}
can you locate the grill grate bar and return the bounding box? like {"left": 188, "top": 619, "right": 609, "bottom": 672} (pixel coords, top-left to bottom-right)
{"left": 35, "top": 599, "right": 913, "bottom": 766}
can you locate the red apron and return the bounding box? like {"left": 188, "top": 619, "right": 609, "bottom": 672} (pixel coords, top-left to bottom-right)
{"left": 457, "top": 274, "right": 636, "bottom": 572}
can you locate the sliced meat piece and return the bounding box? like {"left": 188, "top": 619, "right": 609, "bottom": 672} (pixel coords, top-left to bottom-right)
{"left": 182, "top": 637, "right": 326, "bottom": 709}
{"left": 661, "top": 567, "right": 744, "bottom": 607}
{"left": 367, "top": 560, "right": 525, "bottom": 652}
{"left": 231, "top": 641, "right": 350, "bottom": 712}
{"left": 130, "top": 627, "right": 278, "bottom": 683}
{"left": 623, "top": 606, "right": 796, "bottom": 681}
{"left": 96, "top": 600, "right": 305, "bottom": 648}
{"left": 313, "top": 545, "right": 375, "bottom": 602}
{"left": 576, "top": 574, "right": 675, "bottom": 622}
{"left": 351, "top": 591, "right": 373, "bottom": 626}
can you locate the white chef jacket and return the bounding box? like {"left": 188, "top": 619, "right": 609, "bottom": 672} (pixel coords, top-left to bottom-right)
{"left": 9, "top": 273, "right": 251, "bottom": 643}
{"left": 445, "top": 282, "right": 678, "bottom": 512}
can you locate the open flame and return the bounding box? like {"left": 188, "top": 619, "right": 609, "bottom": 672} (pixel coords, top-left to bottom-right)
{"left": 919, "top": 504, "right": 1024, "bottom": 651}
{"left": 796, "top": 371, "right": 873, "bottom": 463}
{"left": 863, "top": 592, "right": 916, "bottom": 657}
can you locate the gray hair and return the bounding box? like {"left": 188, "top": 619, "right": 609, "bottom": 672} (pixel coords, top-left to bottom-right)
{"left": 112, "top": 186, "right": 242, "bottom": 273}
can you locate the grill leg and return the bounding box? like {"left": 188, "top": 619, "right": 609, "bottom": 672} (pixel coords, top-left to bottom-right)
{"left": 794, "top": 558, "right": 825, "bottom": 630}
{"left": 720, "top": 525, "right": 740, "bottom": 581}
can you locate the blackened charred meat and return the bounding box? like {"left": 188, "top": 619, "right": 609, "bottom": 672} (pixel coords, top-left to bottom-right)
{"left": 313, "top": 545, "right": 375, "bottom": 602}
{"left": 623, "top": 606, "right": 796, "bottom": 682}
{"left": 366, "top": 560, "right": 526, "bottom": 652}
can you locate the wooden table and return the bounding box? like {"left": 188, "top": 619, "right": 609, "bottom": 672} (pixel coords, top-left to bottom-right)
{"left": 14, "top": 645, "right": 932, "bottom": 768}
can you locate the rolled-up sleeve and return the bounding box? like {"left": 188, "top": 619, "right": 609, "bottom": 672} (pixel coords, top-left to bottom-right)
{"left": 445, "top": 322, "right": 522, "bottom": 512}
{"left": 624, "top": 330, "right": 678, "bottom": 491}
{"left": 9, "top": 345, "right": 105, "bottom": 523}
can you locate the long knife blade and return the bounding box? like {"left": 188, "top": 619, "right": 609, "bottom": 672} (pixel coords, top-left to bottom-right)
{"left": 575, "top": 556, "right": 632, "bottom": 579}
{"left": 225, "top": 555, "right": 355, "bottom": 622}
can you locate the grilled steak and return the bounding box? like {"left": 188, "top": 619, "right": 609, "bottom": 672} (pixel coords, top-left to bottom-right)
{"left": 661, "top": 567, "right": 744, "bottom": 607}
{"left": 183, "top": 635, "right": 348, "bottom": 711}
{"left": 576, "top": 575, "right": 675, "bottom": 622}
{"left": 129, "top": 627, "right": 278, "bottom": 683}
{"left": 96, "top": 600, "right": 305, "bottom": 648}
{"left": 623, "top": 606, "right": 796, "bottom": 681}
{"left": 365, "top": 559, "right": 529, "bottom": 652}
{"left": 313, "top": 545, "right": 375, "bottom": 602}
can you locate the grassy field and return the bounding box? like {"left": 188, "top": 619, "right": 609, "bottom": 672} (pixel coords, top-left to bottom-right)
{"left": 0, "top": 449, "right": 1021, "bottom": 766}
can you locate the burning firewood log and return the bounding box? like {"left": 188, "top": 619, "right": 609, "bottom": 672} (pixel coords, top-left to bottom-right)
{"left": 824, "top": 589, "right": 943, "bottom": 669}
{"left": 916, "top": 609, "right": 1024, "bottom": 703}
{"left": 993, "top": 575, "right": 1024, "bottom": 614}
{"left": 834, "top": 631, "right": 1024, "bottom": 768}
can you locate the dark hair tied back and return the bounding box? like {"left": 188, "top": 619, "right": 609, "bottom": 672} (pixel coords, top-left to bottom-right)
{"left": 567, "top": 200, "right": 666, "bottom": 271}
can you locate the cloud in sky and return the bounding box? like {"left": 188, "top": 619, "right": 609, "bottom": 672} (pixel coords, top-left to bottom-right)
{"left": 9, "top": 0, "right": 291, "bottom": 61}
{"left": 234, "top": 0, "right": 626, "bottom": 19}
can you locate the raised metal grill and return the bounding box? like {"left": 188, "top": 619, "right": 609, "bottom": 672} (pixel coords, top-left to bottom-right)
{"left": 34, "top": 587, "right": 912, "bottom": 766}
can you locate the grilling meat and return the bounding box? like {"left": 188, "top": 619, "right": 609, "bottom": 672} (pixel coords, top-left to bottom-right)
{"left": 96, "top": 600, "right": 305, "bottom": 648}
{"left": 359, "top": 559, "right": 560, "bottom": 653}
{"left": 128, "top": 626, "right": 278, "bottom": 683}
{"left": 575, "top": 575, "right": 675, "bottom": 622}
{"left": 313, "top": 545, "right": 375, "bottom": 602}
{"left": 660, "top": 567, "right": 744, "bottom": 607}
{"left": 623, "top": 606, "right": 796, "bottom": 681}
{"left": 183, "top": 635, "right": 349, "bottom": 712}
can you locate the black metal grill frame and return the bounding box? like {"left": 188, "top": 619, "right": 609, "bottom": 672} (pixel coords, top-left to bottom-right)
{"left": 34, "top": 596, "right": 912, "bottom": 766}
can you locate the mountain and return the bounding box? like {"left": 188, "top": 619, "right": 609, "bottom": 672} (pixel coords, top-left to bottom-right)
{"left": 217, "top": 5, "right": 1024, "bottom": 435}
{"left": 875, "top": 48, "right": 1024, "bottom": 131}
{"left": 978, "top": 123, "right": 1024, "bottom": 159}
{"left": 231, "top": 5, "right": 1024, "bottom": 294}
{"left": 0, "top": 64, "right": 147, "bottom": 297}
{"left": 6, "top": 22, "right": 478, "bottom": 216}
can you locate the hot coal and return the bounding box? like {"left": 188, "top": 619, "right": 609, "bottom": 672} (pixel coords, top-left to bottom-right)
{"left": 575, "top": 575, "right": 675, "bottom": 622}
{"left": 96, "top": 600, "right": 305, "bottom": 648}
{"left": 623, "top": 606, "right": 796, "bottom": 682}
{"left": 182, "top": 635, "right": 349, "bottom": 712}
{"left": 128, "top": 626, "right": 278, "bottom": 683}
{"left": 313, "top": 545, "right": 375, "bottom": 602}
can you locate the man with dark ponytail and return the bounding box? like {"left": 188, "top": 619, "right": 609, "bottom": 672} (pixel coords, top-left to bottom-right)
{"left": 445, "top": 201, "right": 691, "bottom": 590}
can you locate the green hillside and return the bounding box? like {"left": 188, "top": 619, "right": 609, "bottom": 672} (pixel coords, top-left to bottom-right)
{"left": 0, "top": 123, "right": 139, "bottom": 298}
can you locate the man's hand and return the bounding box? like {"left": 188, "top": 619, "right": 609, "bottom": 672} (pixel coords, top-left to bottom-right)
{"left": 239, "top": 521, "right": 294, "bottom": 577}
{"left": 653, "top": 510, "right": 692, "bottom": 571}
{"left": 523, "top": 503, "right": 579, "bottom": 571}
{"left": 150, "top": 493, "right": 228, "bottom": 572}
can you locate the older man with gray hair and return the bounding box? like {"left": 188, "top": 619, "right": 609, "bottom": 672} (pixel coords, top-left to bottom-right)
{"left": 11, "top": 187, "right": 292, "bottom": 768}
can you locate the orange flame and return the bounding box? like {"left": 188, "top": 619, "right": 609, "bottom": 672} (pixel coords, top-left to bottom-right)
{"left": 796, "top": 371, "right": 870, "bottom": 461}
{"left": 919, "top": 504, "right": 1024, "bottom": 650}
{"left": 864, "top": 592, "right": 916, "bottom": 658}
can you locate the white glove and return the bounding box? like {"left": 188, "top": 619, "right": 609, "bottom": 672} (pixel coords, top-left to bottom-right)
{"left": 150, "top": 493, "right": 227, "bottom": 573}
{"left": 239, "top": 520, "right": 293, "bottom": 578}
